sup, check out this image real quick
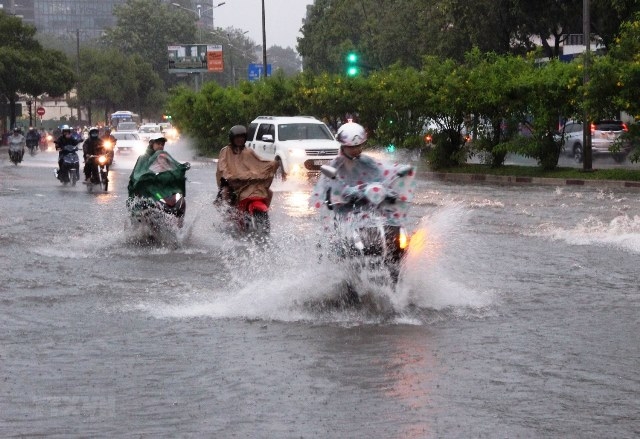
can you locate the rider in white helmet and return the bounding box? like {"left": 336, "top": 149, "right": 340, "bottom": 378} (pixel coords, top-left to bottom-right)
{"left": 310, "top": 121, "right": 384, "bottom": 211}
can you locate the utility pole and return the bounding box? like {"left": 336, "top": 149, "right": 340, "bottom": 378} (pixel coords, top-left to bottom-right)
{"left": 582, "top": 0, "right": 592, "bottom": 171}
{"left": 76, "top": 29, "right": 82, "bottom": 122}
{"left": 261, "top": 0, "right": 267, "bottom": 79}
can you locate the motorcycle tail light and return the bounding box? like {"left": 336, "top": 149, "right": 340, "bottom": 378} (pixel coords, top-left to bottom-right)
{"left": 398, "top": 227, "right": 409, "bottom": 250}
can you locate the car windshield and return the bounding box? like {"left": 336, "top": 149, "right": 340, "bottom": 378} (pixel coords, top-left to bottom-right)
{"left": 114, "top": 133, "right": 140, "bottom": 140}
{"left": 278, "top": 123, "right": 334, "bottom": 141}
{"left": 140, "top": 126, "right": 160, "bottom": 133}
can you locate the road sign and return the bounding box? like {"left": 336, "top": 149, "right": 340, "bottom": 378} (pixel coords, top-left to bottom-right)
{"left": 36, "top": 107, "right": 45, "bottom": 116}
{"left": 248, "top": 63, "right": 272, "bottom": 82}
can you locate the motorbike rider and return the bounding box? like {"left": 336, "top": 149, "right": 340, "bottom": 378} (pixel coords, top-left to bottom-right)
{"left": 309, "top": 121, "right": 384, "bottom": 214}
{"left": 215, "top": 125, "right": 279, "bottom": 212}
{"left": 82, "top": 127, "right": 106, "bottom": 182}
{"left": 8, "top": 127, "right": 26, "bottom": 160}
{"left": 25, "top": 126, "right": 41, "bottom": 154}
{"left": 127, "top": 133, "right": 189, "bottom": 199}
{"left": 54, "top": 125, "right": 81, "bottom": 179}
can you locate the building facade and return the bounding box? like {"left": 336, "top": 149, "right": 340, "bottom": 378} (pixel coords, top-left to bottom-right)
{"left": 1, "top": 0, "right": 126, "bottom": 40}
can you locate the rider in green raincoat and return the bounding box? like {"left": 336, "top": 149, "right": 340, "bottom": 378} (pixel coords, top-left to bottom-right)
{"left": 127, "top": 134, "right": 189, "bottom": 202}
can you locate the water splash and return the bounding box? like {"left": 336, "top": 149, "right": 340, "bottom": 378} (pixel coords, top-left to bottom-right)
{"left": 541, "top": 214, "right": 640, "bottom": 254}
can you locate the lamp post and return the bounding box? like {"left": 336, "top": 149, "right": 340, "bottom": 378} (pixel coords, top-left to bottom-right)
{"left": 226, "top": 30, "right": 249, "bottom": 86}
{"left": 582, "top": 0, "right": 592, "bottom": 171}
{"left": 261, "top": 0, "right": 267, "bottom": 79}
{"left": 172, "top": 2, "right": 225, "bottom": 29}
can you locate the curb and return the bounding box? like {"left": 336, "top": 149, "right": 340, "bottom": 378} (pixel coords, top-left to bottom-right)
{"left": 420, "top": 171, "right": 640, "bottom": 190}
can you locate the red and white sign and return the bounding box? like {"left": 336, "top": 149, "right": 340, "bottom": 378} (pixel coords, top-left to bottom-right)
{"left": 207, "top": 45, "right": 224, "bottom": 72}
{"left": 36, "top": 107, "right": 45, "bottom": 116}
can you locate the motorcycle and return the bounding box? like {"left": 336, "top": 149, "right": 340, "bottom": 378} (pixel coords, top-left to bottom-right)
{"left": 8, "top": 144, "right": 24, "bottom": 165}
{"left": 214, "top": 178, "right": 271, "bottom": 235}
{"left": 55, "top": 147, "right": 80, "bottom": 186}
{"left": 318, "top": 163, "right": 415, "bottom": 294}
{"left": 85, "top": 154, "right": 109, "bottom": 192}
{"left": 26, "top": 140, "right": 38, "bottom": 156}
{"left": 41, "top": 133, "right": 53, "bottom": 151}
{"left": 127, "top": 156, "right": 190, "bottom": 234}
{"left": 102, "top": 138, "right": 115, "bottom": 167}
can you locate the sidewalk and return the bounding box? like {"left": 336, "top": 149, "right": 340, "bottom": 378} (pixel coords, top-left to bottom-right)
{"left": 421, "top": 170, "right": 640, "bottom": 189}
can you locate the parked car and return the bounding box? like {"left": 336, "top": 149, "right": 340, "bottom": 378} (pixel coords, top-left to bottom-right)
{"left": 113, "top": 132, "right": 145, "bottom": 154}
{"left": 560, "top": 120, "right": 630, "bottom": 163}
{"left": 246, "top": 116, "right": 340, "bottom": 180}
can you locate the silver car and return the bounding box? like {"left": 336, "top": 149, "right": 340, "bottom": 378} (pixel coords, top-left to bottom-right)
{"left": 561, "top": 120, "right": 630, "bottom": 163}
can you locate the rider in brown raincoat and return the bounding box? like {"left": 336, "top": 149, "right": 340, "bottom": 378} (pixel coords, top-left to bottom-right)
{"left": 215, "top": 125, "right": 278, "bottom": 212}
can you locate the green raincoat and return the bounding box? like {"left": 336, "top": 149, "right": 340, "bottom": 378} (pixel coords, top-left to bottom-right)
{"left": 127, "top": 147, "right": 188, "bottom": 200}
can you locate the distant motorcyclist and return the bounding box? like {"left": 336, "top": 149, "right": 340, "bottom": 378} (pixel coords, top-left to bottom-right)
{"left": 54, "top": 125, "right": 81, "bottom": 179}
{"left": 82, "top": 127, "right": 105, "bottom": 182}
{"left": 215, "top": 125, "right": 279, "bottom": 210}
{"left": 8, "top": 127, "right": 26, "bottom": 161}
{"left": 309, "top": 122, "right": 384, "bottom": 214}
{"left": 100, "top": 127, "right": 116, "bottom": 166}
{"left": 25, "top": 126, "right": 40, "bottom": 154}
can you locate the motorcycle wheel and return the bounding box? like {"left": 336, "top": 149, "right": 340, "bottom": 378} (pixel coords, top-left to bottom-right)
{"left": 251, "top": 211, "right": 270, "bottom": 234}
{"left": 101, "top": 171, "right": 108, "bottom": 191}
{"left": 71, "top": 170, "right": 77, "bottom": 187}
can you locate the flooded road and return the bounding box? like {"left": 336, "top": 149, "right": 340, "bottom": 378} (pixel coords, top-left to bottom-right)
{"left": 1, "top": 144, "right": 639, "bottom": 438}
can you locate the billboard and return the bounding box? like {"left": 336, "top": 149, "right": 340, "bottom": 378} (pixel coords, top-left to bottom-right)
{"left": 168, "top": 44, "right": 224, "bottom": 73}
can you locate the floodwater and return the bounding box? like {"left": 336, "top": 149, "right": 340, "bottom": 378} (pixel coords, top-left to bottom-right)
{"left": 1, "top": 144, "right": 639, "bottom": 438}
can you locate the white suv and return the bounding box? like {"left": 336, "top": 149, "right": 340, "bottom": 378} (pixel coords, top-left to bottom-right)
{"left": 246, "top": 116, "right": 339, "bottom": 179}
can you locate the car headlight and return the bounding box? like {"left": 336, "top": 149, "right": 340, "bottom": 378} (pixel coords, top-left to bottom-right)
{"left": 288, "top": 148, "right": 306, "bottom": 157}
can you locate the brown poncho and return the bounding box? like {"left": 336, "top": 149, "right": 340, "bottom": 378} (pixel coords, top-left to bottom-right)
{"left": 215, "top": 145, "right": 277, "bottom": 203}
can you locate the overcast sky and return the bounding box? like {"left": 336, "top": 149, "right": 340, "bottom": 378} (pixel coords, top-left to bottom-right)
{"left": 210, "top": 0, "right": 314, "bottom": 50}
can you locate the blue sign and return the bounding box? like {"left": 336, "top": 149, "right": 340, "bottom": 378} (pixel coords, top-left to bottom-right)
{"left": 248, "top": 63, "right": 272, "bottom": 81}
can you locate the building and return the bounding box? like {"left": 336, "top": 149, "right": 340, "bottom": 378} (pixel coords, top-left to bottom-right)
{"left": 1, "top": 0, "right": 126, "bottom": 40}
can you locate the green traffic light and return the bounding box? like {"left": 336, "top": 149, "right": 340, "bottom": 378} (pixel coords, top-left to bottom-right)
{"left": 347, "top": 66, "right": 359, "bottom": 77}
{"left": 347, "top": 52, "right": 358, "bottom": 63}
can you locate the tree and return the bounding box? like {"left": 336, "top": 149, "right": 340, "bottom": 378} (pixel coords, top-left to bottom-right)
{"left": 102, "top": 0, "right": 197, "bottom": 86}
{"left": 0, "top": 12, "right": 75, "bottom": 128}
{"left": 76, "top": 48, "right": 165, "bottom": 124}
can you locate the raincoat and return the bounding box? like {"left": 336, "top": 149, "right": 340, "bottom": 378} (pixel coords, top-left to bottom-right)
{"left": 128, "top": 147, "right": 188, "bottom": 200}
{"left": 8, "top": 133, "right": 25, "bottom": 151}
{"left": 309, "top": 154, "right": 415, "bottom": 226}
{"left": 215, "top": 145, "right": 277, "bottom": 205}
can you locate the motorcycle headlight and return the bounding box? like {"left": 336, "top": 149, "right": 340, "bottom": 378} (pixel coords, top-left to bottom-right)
{"left": 398, "top": 227, "right": 409, "bottom": 250}
{"left": 104, "top": 141, "right": 113, "bottom": 150}
{"left": 98, "top": 155, "right": 107, "bottom": 165}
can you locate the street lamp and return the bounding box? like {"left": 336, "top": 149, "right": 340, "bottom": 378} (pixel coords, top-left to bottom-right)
{"left": 261, "top": 0, "right": 267, "bottom": 78}
{"left": 172, "top": 2, "right": 226, "bottom": 28}
{"left": 226, "top": 30, "right": 249, "bottom": 86}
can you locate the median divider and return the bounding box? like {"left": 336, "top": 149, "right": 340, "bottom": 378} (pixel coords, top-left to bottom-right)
{"left": 420, "top": 171, "right": 640, "bottom": 190}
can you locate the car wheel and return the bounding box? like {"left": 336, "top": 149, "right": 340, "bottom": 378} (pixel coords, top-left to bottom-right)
{"left": 573, "top": 144, "right": 583, "bottom": 163}
{"left": 275, "top": 157, "right": 287, "bottom": 181}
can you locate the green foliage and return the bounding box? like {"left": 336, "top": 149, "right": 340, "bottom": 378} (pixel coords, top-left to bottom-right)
{"left": 102, "top": 0, "right": 197, "bottom": 86}
{"left": 0, "top": 12, "right": 75, "bottom": 127}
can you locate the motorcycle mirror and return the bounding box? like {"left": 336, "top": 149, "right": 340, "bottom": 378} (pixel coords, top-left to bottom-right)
{"left": 320, "top": 165, "right": 337, "bottom": 179}
{"left": 396, "top": 164, "right": 413, "bottom": 177}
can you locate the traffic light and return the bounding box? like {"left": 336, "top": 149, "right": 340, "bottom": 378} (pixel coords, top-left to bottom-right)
{"left": 162, "top": 114, "right": 172, "bottom": 120}
{"left": 346, "top": 51, "right": 359, "bottom": 77}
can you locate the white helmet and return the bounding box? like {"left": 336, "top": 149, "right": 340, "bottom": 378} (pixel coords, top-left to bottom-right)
{"left": 149, "top": 133, "right": 168, "bottom": 144}
{"left": 336, "top": 122, "right": 367, "bottom": 147}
